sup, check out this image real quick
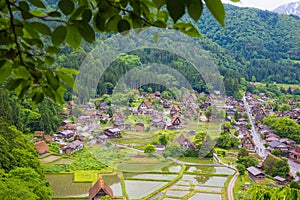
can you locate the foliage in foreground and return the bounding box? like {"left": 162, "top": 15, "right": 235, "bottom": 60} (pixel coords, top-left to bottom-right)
{"left": 0, "top": 0, "right": 230, "bottom": 105}
{"left": 244, "top": 186, "right": 300, "bottom": 200}
{"left": 0, "top": 118, "right": 52, "bottom": 199}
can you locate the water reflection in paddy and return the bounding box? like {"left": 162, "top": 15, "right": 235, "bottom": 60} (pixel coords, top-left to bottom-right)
{"left": 117, "top": 162, "right": 181, "bottom": 173}
{"left": 124, "top": 173, "right": 177, "bottom": 180}
{"left": 189, "top": 192, "right": 222, "bottom": 200}
{"left": 182, "top": 174, "right": 227, "bottom": 187}
{"left": 186, "top": 166, "right": 234, "bottom": 175}
{"left": 125, "top": 180, "right": 168, "bottom": 199}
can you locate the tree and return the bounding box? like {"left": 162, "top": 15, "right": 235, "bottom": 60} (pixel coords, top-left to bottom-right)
{"left": 158, "top": 134, "right": 168, "bottom": 145}
{"left": 290, "top": 181, "right": 300, "bottom": 189}
{"left": 280, "top": 104, "right": 291, "bottom": 112}
{"left": 194, "top": 130, "right": 207, "bottom": 149}
{"left": 163, "top": 144, "right": 184, "bottom": 158}
{"left": 101, "top": 195, "right": 112, "bottom": 200}
{"left": 144, "top": 144, "right": 156, "bottom": 154}
{"left": 236, "top": 163, "right": 246, "bottom": 175}
{"left": 264, "top": 154, "right": 290, "bottom": 177}
{"left": 245, "top": 186, "right": 300, "bottom": 200}
{"left": 0, "top": 0, "right": 231, "bottom": 105}
{"left": 237, "top": 148, "right": 249, "bottom": 159}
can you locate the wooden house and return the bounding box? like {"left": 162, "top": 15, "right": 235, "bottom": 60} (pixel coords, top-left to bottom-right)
{"left": 104, "top": 128, "right": 121, "bottom": 138}
{"left": 241, "top": 134, "right": 255, "bottom": 150}
{"left": 135, "top": 123, "right": 145, "bottom": 132}
{"left": 60, "top": 140, "right": 84, "bottom": 155}
{"left": 162, "top": 100, "right": 171, "bottom": 108}
{"left": 151, "top": 116, "right": 165, "bottom": 129}
{"left": 274, "top": 176, "right": 287, "bottom": 185}
{"left": 89, "top": 178, "right": 113, "bottom": 200}
{"left": 34, "top": 141, "right": 49, "bottom": 156}
{"left": 175, "top": 133, "right": 196, "bottom": 151}
{"left": 170, "top": 105, "right": 181, "bottom": 116}
{"left": 268, "top": 141, "right": 289, "bottom": 154}
{"left": 138, "top": 100, "right": 152, "bottom": 113}
{"left": 167, "top": 115, "right": 182, "bottom": 130}
{"left": 246, "top": 166, "right": 265, "bottom": 183}
{"left": 34, "top": 131, "right": 45, "bottom": 142}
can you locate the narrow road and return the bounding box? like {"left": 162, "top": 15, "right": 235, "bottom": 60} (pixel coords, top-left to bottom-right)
{"left": 213, "top": 153, "right": 238, "bottom": 200}
{"left": 242, "top": 96, "right": 267, "bottom": 158}
{"left": 228, "top": 171, "right": 239, "bottom": 200}
{"left": 114, "top": 143, "right": 144, "bottom": 153}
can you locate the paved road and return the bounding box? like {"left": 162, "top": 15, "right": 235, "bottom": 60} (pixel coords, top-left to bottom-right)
{"left": 288, "top": 158, "right": 300, "bottom": 179}
{"left": 228, "top": 171, "right": 239, "bottom": 200}
{"left": 213, "top": 153, "right": 238, "bottom": 200}
{"left": 242, "top": 96, "right": 267, "bottom": 158}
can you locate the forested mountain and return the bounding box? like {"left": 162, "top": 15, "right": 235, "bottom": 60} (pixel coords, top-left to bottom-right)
{"left": 197, "top": 5, "right": 300, "bottom": 84}
{"left": 273, "top": 1, "right": 300, "bottom": 17}
{"left": 53, "top": 4, "right": 300, "bottom": 101}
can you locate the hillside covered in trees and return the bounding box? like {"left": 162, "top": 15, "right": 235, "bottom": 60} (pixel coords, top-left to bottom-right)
{"left": 53, "top": 4, "right": 300, "bottom": 101}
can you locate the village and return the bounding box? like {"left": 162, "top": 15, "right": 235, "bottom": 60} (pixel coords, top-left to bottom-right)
{"left": 32, "top": 88, "right": 300, "bottom": 200}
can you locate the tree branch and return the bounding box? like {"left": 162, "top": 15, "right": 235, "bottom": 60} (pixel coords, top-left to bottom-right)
{"left": 6, "top": 0, "right": 24, "bottom": 65}
{"left": 105, "top": 0, "right": 157, "bottom": 27}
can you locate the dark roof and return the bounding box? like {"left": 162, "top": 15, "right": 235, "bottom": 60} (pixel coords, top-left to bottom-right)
{"left": 34, "top": 141, "right": 49, "bottom": 155}
{"left": 274, "top": 176, "right": 286, "bottom": 182}
{"left": 66, "top": 140, "right": 83, "bottom": 149}
{"left": 89, "top": 178, "right": 113, "bottom": 200}
{"left": 174, "top": 134, "right": 196, "bottom": 150}
{"left": 268, "top": 141, "right": 286, "bottom": 148}
{"left": 247, "top": 166, "right": 265, "bottom": 176}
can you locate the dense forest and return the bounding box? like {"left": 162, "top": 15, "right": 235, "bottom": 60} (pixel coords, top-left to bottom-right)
{"left": 52, "top": 5, "right": 300, "bottom": 101}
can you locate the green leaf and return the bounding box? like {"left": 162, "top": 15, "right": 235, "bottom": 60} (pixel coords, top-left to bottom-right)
{"left": 204, "top": 0, "right": 225, "bottom": 27}
{"left": 57, "top": 72, "right": 74, "bottom": 88}
{"left": 158, "top": 10, "right": 168, "bottom": 23}
{"left": 19, "top": 1, "right": 30, "bottom": 11}
{"left": 153, "top": 20, "right": 166, "bottom": 28}
{"left": 117, "top": 19, "right": 130, "bottom": 34}
{"left": 66, "top": 24, "right": 82, "bottom": 49}
{"left": 166, "top": 0, "right": 185, "bottom": 23}
{"left": 153, "top": 0, "right": 166, "bottom": 10}
{"left": 48, "top": 11, "right": 61, "bottom": 17}
{"left": 58, "top": 0, "right": 75, "bottom": 15}
{"left": 57, "top": 67, "right": 78, "bottom": 74}
{"left": 28, "top": 0, "right": 46, "bottom": 8}
{"left": 173, "top": 22, "right": 201, "bottom": 37}
{"left": 106, "top": 15, "right": 121, "bottom": 33}
{"left": 94, "top": 12, "right": 106, "bottom": 31}
{"left": 29, "top": 10, "right": 46, "bottom": 17}
{"left": 13, "top": 66, "right": 31, "bottom": 79}
{"left": 46, "top": 46, "right": 61, "bottom": 54}
{"left": 187, "top": 0, "right": 203, "bottom": 22}
{"left": 43, "top": 86, "right": 56, "bottom": 101}
{"left": 52, "top": 25, "right": 66, "bottom": 45}
{"left": 45, "top": 56, "right": 55, "bottom": 65}
{"left": 74, "top": 21, "right": 95, "bottom": 43}
{"left": 46, "top": 70, "right": 60, "bottom": 90}
{"left": 31, "top": 22, "right": 51, "bottom": 35}
{"left": 6, "top": 78, "right": 25, "bottom": 90}
{"left": 32, "top": 90, "right": 44, "bottom": 105}
{"left": 70, "top": 6, "right": 87, "bottom": 21}
{"left": 0, "top": 60, "right": 12, "bottom": 83}
{"left": 82, "top": 9, "right": 92, "bottom": 23}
